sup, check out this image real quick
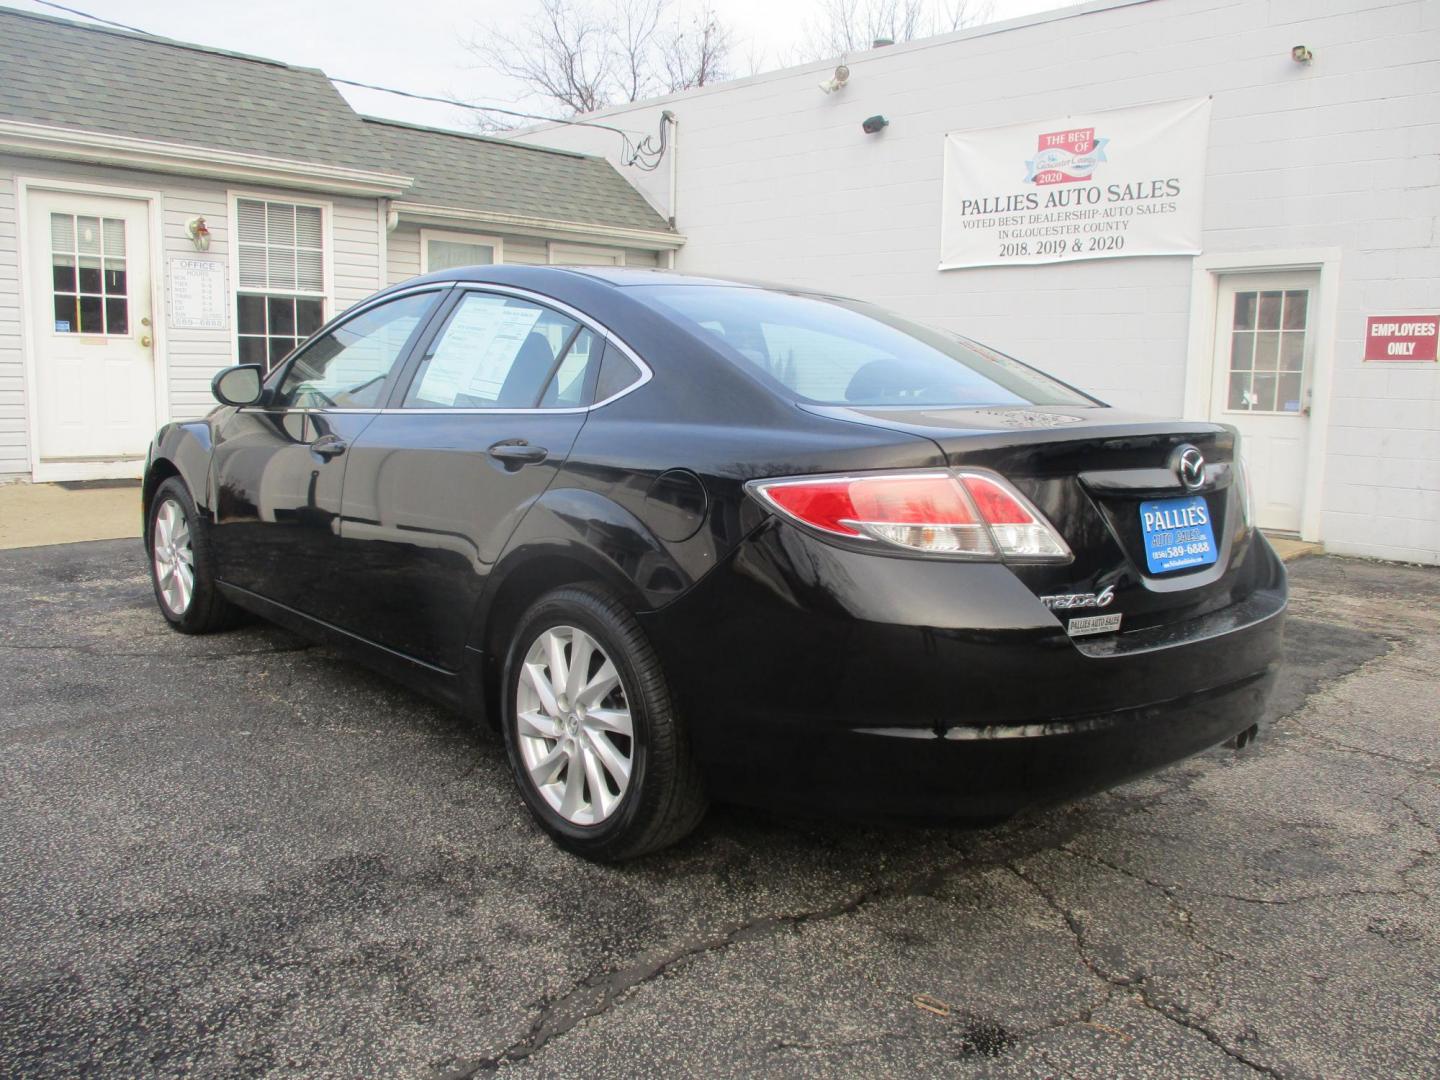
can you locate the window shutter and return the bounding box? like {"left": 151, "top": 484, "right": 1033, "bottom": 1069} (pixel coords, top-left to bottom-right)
{"left": 237, "top": 198, "right": 268, "bottom": 290}
{"left": 102, "top": 217, "right": 126, "bottom": 257}
{"left": 295, "top": 207, "right": 324, "bottom": 291}
{"left": 50, "top": 213, "right": 74, "bottom": 252}
{"left": 266, "top": 202, "right": 295, "bottom": 246}
{"left": 235, "top": 199, "right": 323, "bottom": 293}
{"left": 296, "top": 250, "right": 323, "bottom": 292}
{"left": 295, "top": 205, "right": 322, "bottom": 248}
{"left": 236, "top": 199, "right": 266, "bottom": 244}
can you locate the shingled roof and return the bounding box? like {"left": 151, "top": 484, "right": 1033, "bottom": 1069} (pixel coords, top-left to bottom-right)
{"left": 0, "top": 8, "right": 381, "bottom": 172}
{"left": 0, "top": 8, "right": 673, "bottom": 236}
{"left": 363, "top": 118, "right": 669, "bottom": 233}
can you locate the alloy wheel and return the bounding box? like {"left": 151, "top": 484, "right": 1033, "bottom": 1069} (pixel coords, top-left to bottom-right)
{"left": 152, "top": 497, "right": 195, "bottom": 616}
{"left": 515, "top": 625, "right": 634, "bottom": 826}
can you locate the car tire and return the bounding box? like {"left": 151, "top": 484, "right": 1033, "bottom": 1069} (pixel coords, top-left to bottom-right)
{"left": 502, "top": 584, "right": 707, "bottom": 861}
{"left": 147, "top": 476, "right": 241, "bottom": 635}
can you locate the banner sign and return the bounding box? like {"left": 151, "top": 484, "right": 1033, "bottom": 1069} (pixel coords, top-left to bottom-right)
{"left": 1363, "top": 315, "right": 1437, "bottom": 362}
{"left": 940, "top": 98, "right": 1212, "bottom": 270}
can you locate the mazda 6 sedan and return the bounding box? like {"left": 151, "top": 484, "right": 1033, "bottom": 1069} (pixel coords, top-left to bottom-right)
{"left": 143, "top": 266, "right": 1286, "bottom": 860}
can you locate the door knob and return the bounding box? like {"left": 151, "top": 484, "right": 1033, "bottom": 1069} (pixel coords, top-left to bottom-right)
{"left": 139, "top": 334, "right": 152, "bottom": 347}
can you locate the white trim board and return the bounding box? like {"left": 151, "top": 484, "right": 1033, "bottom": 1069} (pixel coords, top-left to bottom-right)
{"left": 0, "top": 119, "right": 412, "bottom": 197}
{"left": 392, "top": 201, "right": 682, "bottom": 250}
{"left": 15, "top": 175, "right": 171, "bottom": 483}
{"left": 1182, "top": 248, "right": 1343, "bottom": 545}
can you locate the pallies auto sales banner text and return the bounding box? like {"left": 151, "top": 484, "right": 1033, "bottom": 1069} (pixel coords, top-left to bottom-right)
{"left": 939, "top": 98, "right": 1212, "bottom": 270}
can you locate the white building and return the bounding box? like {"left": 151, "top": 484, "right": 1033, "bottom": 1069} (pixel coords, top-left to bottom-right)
{"left": 0, "top": 9, "right": 680, "bottom": 485}
{"left": 515, "top": 0, "right": 1440, "bottom": 564}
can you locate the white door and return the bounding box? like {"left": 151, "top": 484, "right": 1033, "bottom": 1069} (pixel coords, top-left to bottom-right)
{"left": 24, "top": 190, "right": 155, "bottom": 480}
{"left": 1209, "top": 272, "right": 1318, "bottom": 535}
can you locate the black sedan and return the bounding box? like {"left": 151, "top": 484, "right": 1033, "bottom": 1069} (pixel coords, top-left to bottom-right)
{"left": 143, "top": 267, "right": 1285, "bottom": 860}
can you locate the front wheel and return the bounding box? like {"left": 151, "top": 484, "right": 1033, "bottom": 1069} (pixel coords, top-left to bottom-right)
{"left": 147, "top": 476, "right": 241, "bottom": 634}
{"left": 502, "top": 585, "right": 707, "bottom": 861}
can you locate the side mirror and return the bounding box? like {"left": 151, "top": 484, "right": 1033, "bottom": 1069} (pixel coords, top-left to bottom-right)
{"left": 211, "top": 364, "right": 264, "bottom": 407}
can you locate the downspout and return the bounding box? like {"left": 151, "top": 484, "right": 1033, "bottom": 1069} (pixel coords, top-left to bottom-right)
{"left": 665, "top": 110, "right": 678, "bottom": 268}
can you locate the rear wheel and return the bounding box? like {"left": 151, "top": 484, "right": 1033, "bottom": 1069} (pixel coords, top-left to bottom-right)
{"left": 148, "top": 476, "right": 240, "bottom": 634}
{"left": 502, "top": 585, "right": 707, "bottom": 861}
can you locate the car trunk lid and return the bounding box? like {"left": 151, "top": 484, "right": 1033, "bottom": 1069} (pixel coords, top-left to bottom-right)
{"left": 800, "top": 403, "right": 1254, "bottom": 636}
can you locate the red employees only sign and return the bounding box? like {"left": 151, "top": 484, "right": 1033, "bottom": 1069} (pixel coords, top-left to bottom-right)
{"left": 1363, "top": 315, "right": 1438, "bottom": 362}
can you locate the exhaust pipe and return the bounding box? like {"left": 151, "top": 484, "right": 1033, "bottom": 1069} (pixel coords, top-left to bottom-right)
{"left": 1227, "top": 723, "right": 1259, "bottom": 750}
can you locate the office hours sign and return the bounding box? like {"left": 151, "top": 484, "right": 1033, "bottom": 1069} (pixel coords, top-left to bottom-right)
{"left": 940, "top": 98, "right": 1212, "bottom": 270}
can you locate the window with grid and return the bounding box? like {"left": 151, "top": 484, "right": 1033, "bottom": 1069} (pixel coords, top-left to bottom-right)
{"left": 235, "top": 198, "right": 327, "bottom": 371}
{"left": 1226, "top": 289, "right": 1308, "bottom": 413}
{"left": 50, "top": 213, "right": 128, "bottom": 335}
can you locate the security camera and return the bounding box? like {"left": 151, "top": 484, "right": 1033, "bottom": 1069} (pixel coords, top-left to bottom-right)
{"left": 819, "top": 63, "right": 850, "bottom": 94}
{"left": 861, "top": 114, "right": 889, "bottom": 134}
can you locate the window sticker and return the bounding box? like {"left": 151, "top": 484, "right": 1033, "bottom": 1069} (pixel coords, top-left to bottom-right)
{"left": 416, "top": 297, "right": 545, "bottom": 406}
{"left": 55, "top": 319, "right": 71, "bottom": 332}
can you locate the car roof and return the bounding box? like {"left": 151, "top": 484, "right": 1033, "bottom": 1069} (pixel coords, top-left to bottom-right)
{"left": 401, "top": 264, "right": 848, "bottom": 298}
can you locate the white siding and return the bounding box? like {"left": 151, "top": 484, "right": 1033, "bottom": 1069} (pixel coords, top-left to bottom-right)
{"left": 330, "top": 194, "right": 383, "bottom": 311}
{"left": 0, "top": 171, "right": 23, "bottom": 477}
{"left": 514, "top": 0, "right": 1440, "bottom": 563}
{"left": 387, "top": 223, "right": 421, "bottom": 285}
{"left": 163, "top": 181, "right": 233, "bottom": 422}
{"left": 0, "top": 155, "right": 387, "bottom": 476}
{"left": 507, "top": 237, "right": 549, "bottom": 265}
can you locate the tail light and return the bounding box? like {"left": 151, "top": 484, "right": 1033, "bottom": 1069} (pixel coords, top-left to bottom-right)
{"left": 748, "top": 470, "right": 1071, "bottom": 561}
{"left": 1234, "top": 451, "right": 1254, "bottom": 531}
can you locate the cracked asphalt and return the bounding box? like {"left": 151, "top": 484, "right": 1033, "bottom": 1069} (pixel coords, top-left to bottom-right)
{"left": 1, "top": 540, "right": 1437, "bottom": 1079}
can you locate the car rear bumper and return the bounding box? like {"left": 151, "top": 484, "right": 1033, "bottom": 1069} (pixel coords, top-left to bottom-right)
{"left": 640, "top": 521, "right": 1285, "bottom": 821}
{"left": 706, "top": 662, "right": 1276, "bottom": 821}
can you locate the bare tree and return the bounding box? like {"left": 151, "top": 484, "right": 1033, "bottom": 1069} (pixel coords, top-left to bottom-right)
{"left": 931, "top": 0, "right": 995, "bottom": 33}
{"left": 660, "top": 5, "right": 733, "bottom": 92}
{"left": 471, "top": 0, "right": 735, "bottom": 116}
{"left": 803, "top": 0, "right": 993, "bottom": 59}
{"left": 613, "top": 0, "right": 666, "bottom": 103}
{"left": 472, "top": 0, "right": 614, "bottom": 115}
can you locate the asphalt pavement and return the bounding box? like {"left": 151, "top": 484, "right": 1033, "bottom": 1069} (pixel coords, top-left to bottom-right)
{"left": 0, "top": 541, "right": 1436, "bottom": 1079}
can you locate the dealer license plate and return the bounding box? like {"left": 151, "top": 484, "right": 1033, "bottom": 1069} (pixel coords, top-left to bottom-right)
{"left": 1139, "top": 495, "right": 1217, "bottom": 574}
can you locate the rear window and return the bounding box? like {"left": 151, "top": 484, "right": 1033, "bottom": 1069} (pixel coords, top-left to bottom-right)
{"left": 634, "top": 285, "right": 1093, "bottom": 408}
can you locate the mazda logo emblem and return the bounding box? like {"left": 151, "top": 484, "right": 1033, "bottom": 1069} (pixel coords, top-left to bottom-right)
{"left": 1175, "top": 446, "right": 1206, "bottom": 490}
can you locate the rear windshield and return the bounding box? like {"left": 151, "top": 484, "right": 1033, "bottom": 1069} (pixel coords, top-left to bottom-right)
{"left": 633, "top": 285, "right": 1094, "bottom": 408}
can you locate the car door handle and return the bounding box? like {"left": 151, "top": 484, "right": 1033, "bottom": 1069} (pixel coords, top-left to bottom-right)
{"left": 487, "top": 441, "right": 549, "bottom": 466}
{"left": 310, "top": 434, "right": 347, "bottom": 459}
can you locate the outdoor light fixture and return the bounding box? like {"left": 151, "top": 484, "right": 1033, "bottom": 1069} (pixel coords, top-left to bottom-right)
{"left": 862, "top": 114, "right": 889, "bottom": 134}
{"left": 819, "top": 63, "right": 850, "bottom": 94}
{"left": 185, "top": 216, "right": 211, "bottom": 252}
{"left": 1291, "top": 44, "right": 1313, "bottom": 63}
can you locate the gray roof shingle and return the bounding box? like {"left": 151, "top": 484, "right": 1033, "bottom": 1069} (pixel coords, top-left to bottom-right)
{"left": 0, "top": 8, "right": 391, "bottom": 173}
{"left": 0, "top": 7, "right": 672, "bottom": 235}
{"left": 364, "top": 118, "right": 670, "bottom": 233}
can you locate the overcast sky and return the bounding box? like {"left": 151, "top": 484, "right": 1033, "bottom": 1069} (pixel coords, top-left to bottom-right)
{"left": 12, "top": 0, "right": 1075, "bottom": 130}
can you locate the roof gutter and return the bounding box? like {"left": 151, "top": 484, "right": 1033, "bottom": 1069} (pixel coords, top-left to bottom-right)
{"left": 391, "top": 201, "right": 684, "bottom": 249}
{"left": 0, "top": 119, "right": 413, "bottom": 197}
